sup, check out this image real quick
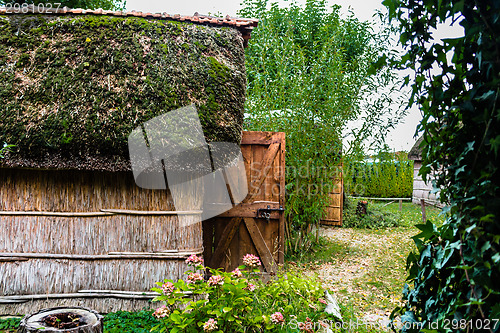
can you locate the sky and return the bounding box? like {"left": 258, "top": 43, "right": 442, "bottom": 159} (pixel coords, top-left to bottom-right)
{"left": 123, "top": 0, "right": 457, "bottom": 153}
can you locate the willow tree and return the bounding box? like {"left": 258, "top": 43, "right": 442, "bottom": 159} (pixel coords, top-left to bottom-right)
{"left": 385, "top": 0, "right": 500, "bottom": 330}
{"left": 239, "top": 0, "right": 404, "bottom": 252}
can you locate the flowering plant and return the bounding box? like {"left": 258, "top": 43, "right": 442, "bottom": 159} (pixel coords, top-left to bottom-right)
{"left": 151, "top": 254, "right": 267, "bottom": 333}
{"left": 151, "top": 254, "right": 335, "bottom": 332}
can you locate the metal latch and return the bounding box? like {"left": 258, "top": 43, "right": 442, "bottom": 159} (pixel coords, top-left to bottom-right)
{"left": 256, "top": 205, "right": 284, "bottom": 221}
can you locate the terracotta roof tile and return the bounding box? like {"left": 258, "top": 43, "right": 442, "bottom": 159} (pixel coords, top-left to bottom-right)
{"left": 0, "top": 5, "right": 258, "bottom": 44}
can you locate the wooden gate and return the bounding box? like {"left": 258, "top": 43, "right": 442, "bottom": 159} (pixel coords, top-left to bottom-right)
{"left": 203, "top": 131, "right": 285, "bottom": 273}
{"left": 320, "top": 174, "right": 343, "bottom": 226}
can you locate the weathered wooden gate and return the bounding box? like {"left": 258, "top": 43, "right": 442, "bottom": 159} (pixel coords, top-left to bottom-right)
{"left": 319, "top": 173, "right": 343, "bottom": 226}
{"left": 203, "top": 131, "right": 285, "bottom": 273}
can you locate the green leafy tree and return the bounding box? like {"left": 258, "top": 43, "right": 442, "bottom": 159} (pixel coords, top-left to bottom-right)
{"left": 239, "top": 0, "right": 405, "bottom": 252}
{"left": 0, "top": 0, "right": 126, "bottom": 10}
{"left": 385, "top": 0, "right": 500, "bottom": 330}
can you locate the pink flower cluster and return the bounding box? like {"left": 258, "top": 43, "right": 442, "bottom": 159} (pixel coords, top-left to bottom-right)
{"left": 187, "top": 272, "right": 203, "bottom": 284}
{"left": 207, "top": 275, "right": 224, "bottom": 287}
{"left": 152, "top": 305, "right": 170, "bottom": 318}
{"left": 242, "top": 254, "right": 261, "bottom": 267}
{"left": 244, "top": 282, "right": 256, "bottom": 292}
{"left": 161, "top": 282, "right": 175, "bottom": 295}
{"left": 203, "top": 318, "right": 218, "bottom": 332}
{"left": 270, "top": 311, "right": 284, "bottom": 324}
{"left": 231, "top": 268, "right": 243, "bottom": 278}
{"left": 185, "top": 254, "right": 204, "bottom": 267}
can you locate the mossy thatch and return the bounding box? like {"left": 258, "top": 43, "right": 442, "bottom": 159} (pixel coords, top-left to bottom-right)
{"left": 408, "top": 136, "right": 423, "bottom": 161}
{"left": 0, "top": 14, "right": 247, "bottom": 171}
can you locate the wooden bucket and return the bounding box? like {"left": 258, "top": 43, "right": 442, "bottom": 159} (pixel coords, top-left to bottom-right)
{"left": 0, "top": 168, "right": 203, "bottom": 314}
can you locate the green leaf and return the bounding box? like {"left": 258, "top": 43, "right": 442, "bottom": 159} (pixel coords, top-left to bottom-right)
{"left": 489, "top": 135, "right": 500, "bottom": 157}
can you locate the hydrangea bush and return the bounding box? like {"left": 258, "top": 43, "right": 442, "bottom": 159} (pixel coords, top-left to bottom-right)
{"left": 151, "top": 254, "right": 334, "bottom": 332}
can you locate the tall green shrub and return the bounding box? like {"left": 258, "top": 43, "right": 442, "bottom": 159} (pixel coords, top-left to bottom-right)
{"left": 345, "top": 150, "right": 413, "bottom": 198}
{"left": 239, "top": 0, "right": 405, "bottom": 253}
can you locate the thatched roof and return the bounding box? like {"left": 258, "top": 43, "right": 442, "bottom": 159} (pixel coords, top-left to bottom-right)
{"left": 0, "top": 8, "right": 257, "bottom": 171}
{"left": 408, "top": 136, "right": 423, "bottom": 161}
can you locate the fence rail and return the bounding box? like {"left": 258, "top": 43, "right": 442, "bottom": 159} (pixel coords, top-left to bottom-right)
{"left": 347, "top": 196, "right": 411, "bottom": 211}
{"left": 347, "top": 196, "right": 411, "bottom": 201}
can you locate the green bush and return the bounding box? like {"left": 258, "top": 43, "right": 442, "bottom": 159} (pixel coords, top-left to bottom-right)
{"left": 151, "top": 254, "right": 337, "bottom": 332}
{"left": 0, "top": 317, "right": 20, "bottom": 331}
{"left": 345, "top": 150, "right": 413, "bottom": 198}
{"left": 103, "top": 310, "right": 159, "bottom": 333}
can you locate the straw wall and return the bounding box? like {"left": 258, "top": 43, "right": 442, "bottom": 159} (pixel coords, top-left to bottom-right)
{"left": 0, "top": 168, "right": 203, "bottom": 314}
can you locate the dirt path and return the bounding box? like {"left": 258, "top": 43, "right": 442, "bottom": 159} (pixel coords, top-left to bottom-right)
{"left": 298, "top": 226, "right": 416, "bottom": 330}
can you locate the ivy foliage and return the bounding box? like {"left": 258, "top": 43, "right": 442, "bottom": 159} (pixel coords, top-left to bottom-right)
{"left": 385, "top": 0, "right": 500, "bottom": 331}
{"left": 239, "top": 0, "right": 404, "bottom": 253}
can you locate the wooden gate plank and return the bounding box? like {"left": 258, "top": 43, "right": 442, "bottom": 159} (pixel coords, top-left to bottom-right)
{"left": 244, "top": 140, "right": 281, "bottom": 203}
{"left": 203, "top": 131, "right": 286, "bottom": 273}
{"left": 209, "top": 217, "right": 242, "bottom": 268}
{"left": 243, "top": 218, "right": 276, "bottom": 273}
{"left": 216, "top": 202, "right": 281, "bottom": 218}
{"left": 278, "top": 132, "right": 286, "bottom": 263}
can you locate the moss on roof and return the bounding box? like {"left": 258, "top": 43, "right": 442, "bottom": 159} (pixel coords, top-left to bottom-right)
{"left": 408, "top": 136, "right": 423, "bottom": 161}
{"left": 0, "top": 14, "right": 246, "bottom": 171}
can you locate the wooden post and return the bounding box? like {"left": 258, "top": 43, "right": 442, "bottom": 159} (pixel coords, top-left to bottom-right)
{"left": 399, "top": 199, "right": 403, "bottom": 212}
{"left": 18, "top": 307, "right": 103, "bottom": 333}
{"left": 420, "top": 199, "right": 426, "bottom": 223}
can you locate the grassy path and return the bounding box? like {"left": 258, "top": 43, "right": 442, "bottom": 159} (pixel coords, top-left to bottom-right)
{"left": 290, "top": 202, "right": 444, "bottom": 331}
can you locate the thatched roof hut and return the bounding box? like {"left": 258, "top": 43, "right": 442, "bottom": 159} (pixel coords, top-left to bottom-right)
{"left": 0, "top": 7, "right": 257, "bottom": 314}
{"left": 408, "top": 136, "right": 423, "bottom": 161}
{"left": 0, "top": 7, "right": 257, "bottom": 170}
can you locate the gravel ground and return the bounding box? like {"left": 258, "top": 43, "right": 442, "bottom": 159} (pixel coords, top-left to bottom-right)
{"left": 298, "top": 226, "right": 416, "bottom": 331}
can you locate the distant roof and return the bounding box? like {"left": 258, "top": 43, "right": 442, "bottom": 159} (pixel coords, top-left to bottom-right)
{"left": 408, "top": 136, "right": 424, "bottom": 160}
{"left": 0, "top": 6, "right": 258, "bottom": 45}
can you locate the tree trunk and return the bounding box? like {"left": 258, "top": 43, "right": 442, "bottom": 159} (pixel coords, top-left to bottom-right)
{"left": 18, "top": 307, "right": 103, "bottom": 333}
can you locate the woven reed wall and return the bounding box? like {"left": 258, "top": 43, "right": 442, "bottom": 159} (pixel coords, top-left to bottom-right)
{"left": 0, "top": 168, "right": 203, "bottom": 314}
